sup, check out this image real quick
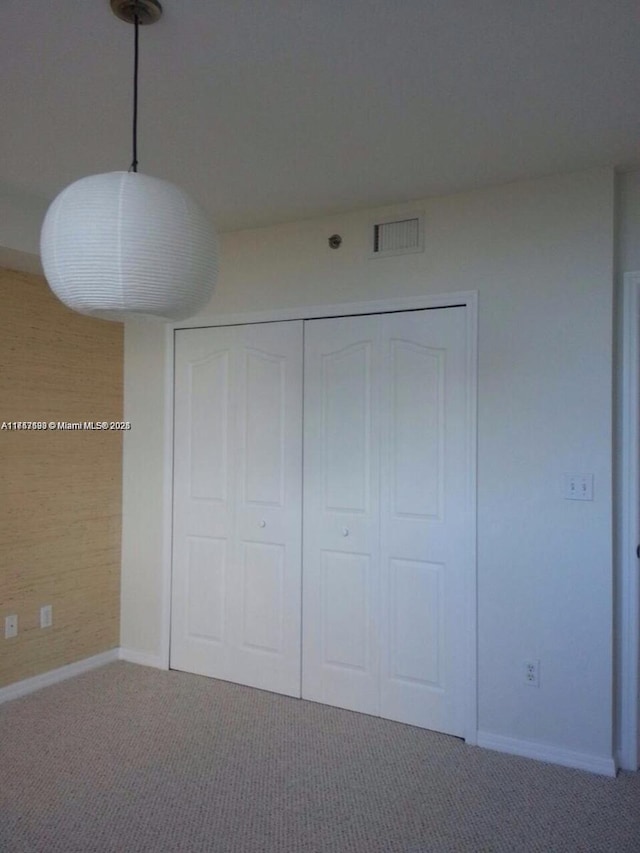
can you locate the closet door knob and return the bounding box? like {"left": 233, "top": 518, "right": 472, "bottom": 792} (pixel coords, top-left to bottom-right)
{"left": 259, "top": 520, "right": 266, "bottom": 528}
{"left": 342, "top": 527, "right": 349, "bottom": 536}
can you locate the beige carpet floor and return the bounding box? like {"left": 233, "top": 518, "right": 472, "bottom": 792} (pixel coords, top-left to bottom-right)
{"left": 0, "top": 661, "right": 639, "bottom": 852}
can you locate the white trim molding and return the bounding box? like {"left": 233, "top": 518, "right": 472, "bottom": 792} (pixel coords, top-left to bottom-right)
{"left": 477, "top": 731, "right": 617, "bottom": 778}
{"left": 0, "top": 649, "right": 119, "bottom": 705}
{"left": 119, "top": 647, "right": 167, "bottom": 669}
{"left": 172, "top": 290, "right": 478, "bottom": 331}
{"left": 160, "top": 322, "right": 175, "bottom": 671}
{"left": 618, "top": 271, "right": 640, "bottom": 771}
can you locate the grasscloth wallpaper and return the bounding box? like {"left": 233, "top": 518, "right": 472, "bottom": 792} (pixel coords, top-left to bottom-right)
{"left": 0, "top": 266, "right": 123, "bottom": 687}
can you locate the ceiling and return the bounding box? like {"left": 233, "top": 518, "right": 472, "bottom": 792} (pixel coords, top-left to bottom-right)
{"left": 2, "top": 0, "right": 639, "bottom": 233}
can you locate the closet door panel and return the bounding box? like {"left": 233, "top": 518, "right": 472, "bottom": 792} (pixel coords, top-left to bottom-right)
{"left": 379, "top": 308, "right": 468, "bottom": 735}
{"left": 171, "top": 321, "right": 303, "bottom": 696}
{"left": 303, "top": 308, "right": 470, "bottom": 736}
{"left": 302, "top": 315, "right": 380, "bottom": 714}
{"left": 172, "top": 326, "right": 237, "bottom": 680}
{"left": 231, "top": 322, "right": 303, "bottom": 695}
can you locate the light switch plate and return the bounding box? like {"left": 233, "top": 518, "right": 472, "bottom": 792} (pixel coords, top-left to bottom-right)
{"left": 564, "top": 473, "right": 594, "bottom": 501}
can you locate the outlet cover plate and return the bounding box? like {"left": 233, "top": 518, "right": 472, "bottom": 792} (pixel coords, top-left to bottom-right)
{"left": 40, "top": 605, "right": 53, "bottom": 629}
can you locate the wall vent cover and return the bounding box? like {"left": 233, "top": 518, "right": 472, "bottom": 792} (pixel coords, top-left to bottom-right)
{"left": 371, "top": 214, "right": 424, "bottom": 258}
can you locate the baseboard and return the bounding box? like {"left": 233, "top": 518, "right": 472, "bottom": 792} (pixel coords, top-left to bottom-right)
{"left": 477, "top": 731, "right": 617, "bottom": 777}
{"left": 615, "top": 746, "right": 638, "bottom": 773}
{"left": 119, "top": 647, "right": 167, "bottom": 669}
{"left": 0, "top": 648, "right": 119, "bottom": 705}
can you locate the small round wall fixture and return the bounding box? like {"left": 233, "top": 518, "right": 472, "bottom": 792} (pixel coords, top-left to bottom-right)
{"left": 40, "top": 0, "right": 219, "bottom": 322}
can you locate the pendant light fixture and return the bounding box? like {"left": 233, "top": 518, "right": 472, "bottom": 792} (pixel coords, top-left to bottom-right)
{"left": 40, "top": 0, "right": 219, "bottom": 322}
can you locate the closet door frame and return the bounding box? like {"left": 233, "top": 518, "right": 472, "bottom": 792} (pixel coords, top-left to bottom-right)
{"left": 159, "top": 290, "right": 479, "bottom": 744}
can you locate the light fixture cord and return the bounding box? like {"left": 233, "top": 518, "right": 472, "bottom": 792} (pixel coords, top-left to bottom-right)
{"left": 130, "top": 12, "right": 139, "bottom": 172}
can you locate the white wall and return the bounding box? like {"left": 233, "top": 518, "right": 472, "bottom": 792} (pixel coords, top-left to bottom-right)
{"left": 120, "top": 318, "right": 168, "bottom": 664}
{"left": 0, "top": 187, "right": 48, "bottom": 257}
{"left": 122, "top": 168, "right": 615, "bottom": 766}
{"left": 0, "top": 188, "right": 47, "bottom": 274}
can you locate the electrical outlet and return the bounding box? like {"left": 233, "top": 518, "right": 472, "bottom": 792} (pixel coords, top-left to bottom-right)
{"left": 524, "top": 659, "right": 540, "bottom": 687}
{"left": 40, "top": 605, "right": 53, "bottom": 629}
{"left": 4, "top": 614, "right": 18, "bottom": 639}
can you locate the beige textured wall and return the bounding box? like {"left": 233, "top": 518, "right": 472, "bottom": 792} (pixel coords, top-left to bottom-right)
{"left": 0, "top": 267, "right": 123, "bottom": 688}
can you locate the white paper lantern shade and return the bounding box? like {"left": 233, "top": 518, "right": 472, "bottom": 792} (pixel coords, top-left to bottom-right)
{"left": 40, "top": 171, "right": 219, "bottom": 322}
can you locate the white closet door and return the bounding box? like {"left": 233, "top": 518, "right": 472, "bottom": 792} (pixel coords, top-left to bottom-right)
{"left": 378, "top": 308, "right": 468, "bottom": 735}
{"left": 302, "top": 315, "right": 381, "bottom": 714}
{"left": 302, "top": 308, "right": 469, "bottom": 736}
{"left": 171, "top": 321, "right": 303, "bottom": 697}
